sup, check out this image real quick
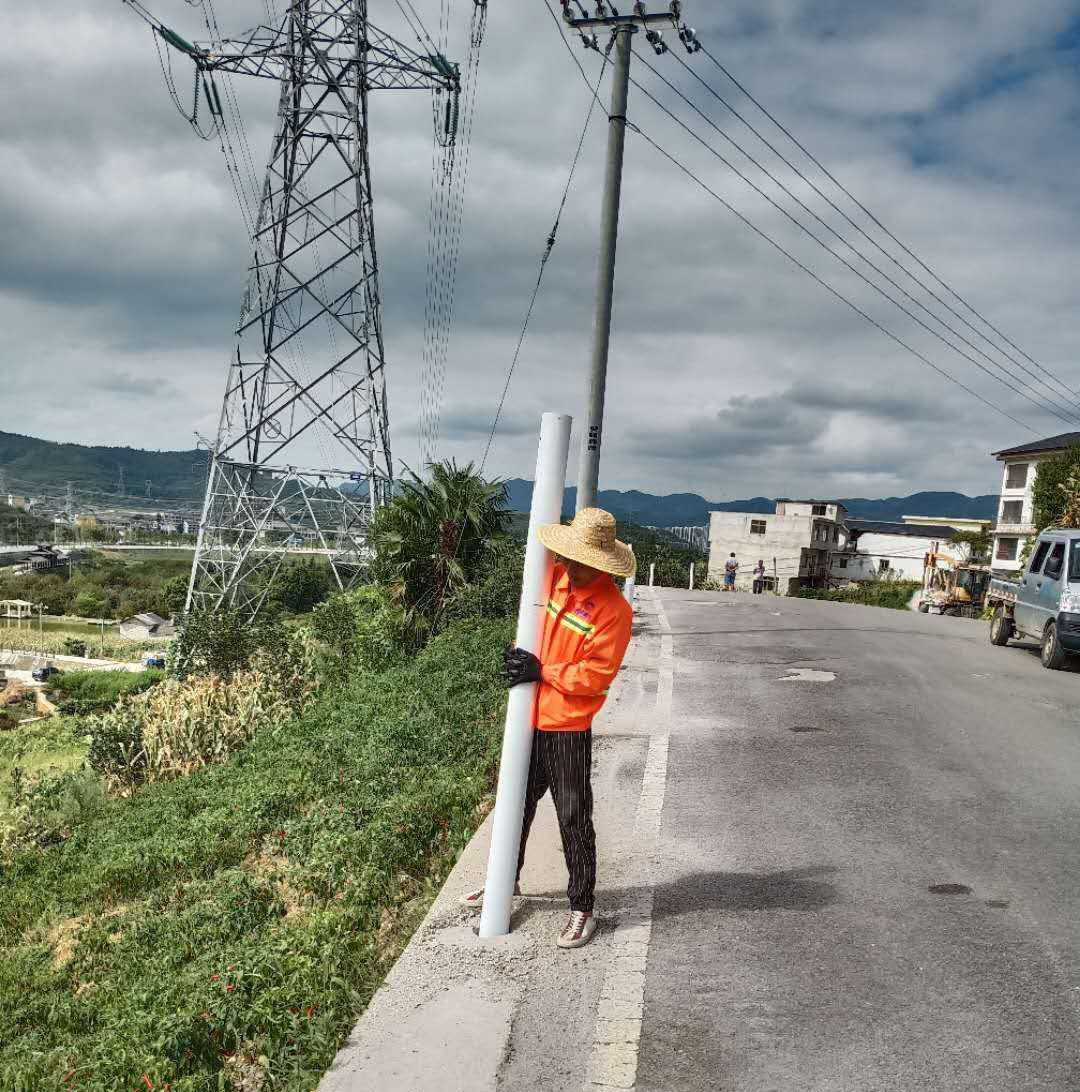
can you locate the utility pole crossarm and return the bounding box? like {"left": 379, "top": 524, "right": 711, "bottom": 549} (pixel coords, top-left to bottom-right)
{"left": 159, "top": 15, "right": 459, "bottom": 93}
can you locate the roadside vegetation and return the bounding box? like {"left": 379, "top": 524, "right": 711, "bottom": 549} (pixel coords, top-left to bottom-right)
{"left": 0, "top": 459, "right": 519, "bottom": 1091}
{"left": 1032, "top": 445, "right": 1080, "bottom": 534}
{"left": 798, "top": 580, "right": 921, "bottom": 611}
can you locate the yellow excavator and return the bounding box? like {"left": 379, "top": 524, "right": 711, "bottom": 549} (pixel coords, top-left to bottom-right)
{"left": 917, "top": 552, "right": 990, "bottom": 617}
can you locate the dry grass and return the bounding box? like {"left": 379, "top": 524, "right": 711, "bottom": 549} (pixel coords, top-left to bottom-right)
{"left": 245, "top": 847, "right": 307, "bottom": 921}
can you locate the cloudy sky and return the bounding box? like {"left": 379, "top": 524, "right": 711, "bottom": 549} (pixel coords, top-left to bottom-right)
{"left": 3, "top": 1, "right": 1078, "bottom": 501}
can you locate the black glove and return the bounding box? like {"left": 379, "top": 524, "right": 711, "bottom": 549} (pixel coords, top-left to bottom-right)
{"left": 501, "top": 646, "right": 542, "bottom": 687}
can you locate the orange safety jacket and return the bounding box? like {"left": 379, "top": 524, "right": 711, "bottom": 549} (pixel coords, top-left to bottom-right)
{"left": 535, "top": 563, "right": 633, "bottom": 732}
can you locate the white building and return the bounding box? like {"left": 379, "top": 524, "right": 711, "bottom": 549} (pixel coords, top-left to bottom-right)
{"left": 990, "top": 431, "right": 1080, "bottom": 572}
{"left": 709, "top": 500, "right": 848, "bottom": 594}
{"left": 832, "top": 521, "right": 970, "bottom": 583}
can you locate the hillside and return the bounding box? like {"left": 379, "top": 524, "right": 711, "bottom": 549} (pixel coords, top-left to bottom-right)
{"left": 0, "top": 430, "right": 206, "bottom": 505}
{"left": 1, "top": 431, "right": 998, "bottom": 525}
{"left": 504, "top": 480, "right": 999, "bottom": 525}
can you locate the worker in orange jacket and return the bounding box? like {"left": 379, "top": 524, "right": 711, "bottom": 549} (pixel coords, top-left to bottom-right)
{"left": 461, "top": 508, "right": 635, "bottom": 948}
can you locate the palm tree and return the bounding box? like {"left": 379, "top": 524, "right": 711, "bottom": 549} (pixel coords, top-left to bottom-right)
{"left": 370, "top": 461, "right": 509, "bottom": 641}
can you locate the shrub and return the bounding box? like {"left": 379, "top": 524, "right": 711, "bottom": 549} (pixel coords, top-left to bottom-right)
{"left": 443, "top": 538, "right": 524, "bottom": 623}
{"left": 60, "top": 637, "right": 87, "bottom": 658}
{"left": 170, "top": 607, "right": 285, "bottom": 680}
{"left": 89, "top": 631, "right": 318, "bottom": 787}
{"left": 86, "top": 706, "right": 147, "bottom": 791}
{"left": 798, "top": 580, "right": 920, "bottom": 611}
{"left": 311, "top": 585, "right": 408, "bottom": 675}
{"left": 1, "top": 765, "right": 106, "bottom": 853}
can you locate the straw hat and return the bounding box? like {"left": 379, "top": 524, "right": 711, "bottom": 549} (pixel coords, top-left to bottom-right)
{"left": 537, "top": 507, "right": 636, "bottom": 578}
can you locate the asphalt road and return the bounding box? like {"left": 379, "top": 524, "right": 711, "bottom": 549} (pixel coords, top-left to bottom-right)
{"left": 636, "top": 589, "right": 1080, "bottom": 1092}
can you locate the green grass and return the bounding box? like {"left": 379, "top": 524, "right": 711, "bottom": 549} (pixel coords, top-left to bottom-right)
{"left": 0, "top": 618, "right": 511, "bottom": 1091}
{"left": 798, "top": 580, "right": 920, "bottom": 611}
{"left": 50, "top": 670, "right": 164, "bottom": 715}
{"left": 0, "top": 719, "right": 89, "bottom": 826}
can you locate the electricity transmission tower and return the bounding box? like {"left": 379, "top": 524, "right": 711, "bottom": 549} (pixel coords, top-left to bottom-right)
{"left": 138, "top": 2, "right": 462, "bottom": 617}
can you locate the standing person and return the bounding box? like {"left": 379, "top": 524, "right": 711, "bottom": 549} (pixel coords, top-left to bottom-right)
{"left": 459, "top": 508, "right": 634, "bottom": 949}
{"left": 752, "top": 559, "right": 766, "bottom": 594}
{"left": 724, "top": 552, "right": 739, "bottom": 591}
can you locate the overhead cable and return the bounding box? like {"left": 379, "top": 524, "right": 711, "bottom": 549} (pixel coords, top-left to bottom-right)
{"left": 630, "top": 52, "right": 1080, "bottom": 426}
{"left": 538, "top": 0, "right": 1038, "bottom": 434}
{"left": 627, "top": 121, "right": 1037, "bottom": 434}
{"left": 481, "top": 51, "right": 610, "bottom": 472}
{"left": 628, "top": 75, "right": 1063, "bottom": 429}
{"left": 692, "top": 44, "right": 1080, "bottom": 408}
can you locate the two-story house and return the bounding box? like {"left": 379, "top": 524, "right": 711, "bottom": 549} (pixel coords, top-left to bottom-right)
{"left": 708, "top": 499, "right": 848, "bottom": 594}
{"left": 991, "top": 431, "right": 1080, "bottom": 572}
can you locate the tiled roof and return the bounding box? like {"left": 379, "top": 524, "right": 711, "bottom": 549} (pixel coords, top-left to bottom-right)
{"left": 993, "top": 432, "right": 1080, "bottom": 458}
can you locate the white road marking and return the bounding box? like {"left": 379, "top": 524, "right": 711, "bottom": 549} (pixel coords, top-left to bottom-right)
{"left": 587, "top": 591, "right": 671, "bottom": 1091}
{"left": 778, "top": 668, "right": 836, "bottom": 683}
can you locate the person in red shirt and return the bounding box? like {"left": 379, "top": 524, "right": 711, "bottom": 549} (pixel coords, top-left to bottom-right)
{"left": 460, "top": 508, "right": 635, "bottom": 948}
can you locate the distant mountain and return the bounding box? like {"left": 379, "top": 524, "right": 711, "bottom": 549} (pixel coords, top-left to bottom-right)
{"left": 504, "top": 480, "right": 998, "bottom": 525}
{"left": 0, "top": 430, "right": 998, "bottom": 525}
{"left": 0, "top": 430, "right": 206, "bottom": 505}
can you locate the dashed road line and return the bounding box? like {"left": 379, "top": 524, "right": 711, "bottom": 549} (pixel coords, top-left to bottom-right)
{"left": 587, "top": 590, "right": 672, "bottom": 1091}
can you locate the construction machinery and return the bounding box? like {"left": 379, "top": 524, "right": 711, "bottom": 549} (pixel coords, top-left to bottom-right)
{"left": 917, "top": 552, "right": 990, "bottom": 617}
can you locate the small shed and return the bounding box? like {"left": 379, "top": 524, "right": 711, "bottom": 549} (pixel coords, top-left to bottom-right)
{"left": 119, "top": 612, "right": 176, "bottom": 640}
{"left": 0, "top": 599, "right": 35, "bottom": 620}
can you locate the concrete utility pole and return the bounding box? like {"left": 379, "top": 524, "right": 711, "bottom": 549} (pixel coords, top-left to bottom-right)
{"left": 566, "top": 1, "right": 698, "bottom": 511}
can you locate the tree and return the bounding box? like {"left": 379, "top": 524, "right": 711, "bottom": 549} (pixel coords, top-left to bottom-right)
{"left": 949, "top": 528, "right": 990, "bottom": 564}
{"left": 1032, "top": 445, "right": 1080, "bottom": 533}
{"left": 370, "top": 460, "right": 509, "bottom": 641}
{"left": 73, "top": 592, "right": 105, "bottom": 619}
{"left": 266, "top": 560, "right": 333, "bottom": 615}
{"left": 159, "top": 574, "right": 190, "bottom": 619}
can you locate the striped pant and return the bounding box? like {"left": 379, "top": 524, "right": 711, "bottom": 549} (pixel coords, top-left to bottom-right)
{"left": 516, "top": 727, "right": 596, "bottom": 912}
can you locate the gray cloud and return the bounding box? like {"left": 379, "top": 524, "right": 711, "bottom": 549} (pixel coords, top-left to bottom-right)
{"left": 2, "top": 0, "right": 1079, "bottom": 506}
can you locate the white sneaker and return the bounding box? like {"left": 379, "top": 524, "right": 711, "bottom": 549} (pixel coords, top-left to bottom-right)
{"left": 458, "top": 883, "right": 521, "bottom": 909}
{"left": 557, "top": 911, "right": 597, "bottom": 949}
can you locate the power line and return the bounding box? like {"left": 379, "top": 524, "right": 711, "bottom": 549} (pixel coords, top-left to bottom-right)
{"left": 628, "top": 67, "right": 1077, "bottom": 428}
{"left": 633, "top": 47, "right": 1080, "bottom": 425}
{"left": 693, "top": 43, "right": 1080, "bottom": 409}
{"left": 627, "top": 119, "right": 1037, "bottom": 434}
{"left": 481, "top": 49, "right": 610, "bottom": 472}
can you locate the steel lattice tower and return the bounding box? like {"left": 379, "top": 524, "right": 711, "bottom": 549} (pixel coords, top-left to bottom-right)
{"left": 165, "top": 2, "right": 460, "bottom": 616}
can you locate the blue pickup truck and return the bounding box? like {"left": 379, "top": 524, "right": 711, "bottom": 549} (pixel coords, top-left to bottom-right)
{"left": 987, "top": 529, "right": 1080, "bottom": 669}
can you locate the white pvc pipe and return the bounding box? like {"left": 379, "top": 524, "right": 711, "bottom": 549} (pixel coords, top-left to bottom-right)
{"left": 479, "top": 412, "right": 572, "bottom": 938}
{"left": 623, "top": 547, "right": 636, "bottom": 606}
{"left": 649, "top": 562, "right": 655, "bottom": 587}
{"left": 688, "top": 562, "right": 694, "bottom": 590}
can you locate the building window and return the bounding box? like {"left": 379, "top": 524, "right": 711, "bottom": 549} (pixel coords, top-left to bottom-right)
{"left": 879, "top": 559, "right": 891, "bottom": 573}
{"left": 812, "top": 504, "right": 827, "bottom": 516}
{"left": 1000, "top": 499, "right": 1023, "bottom": 524}
{"left": 832, "top": 527, "right": 839, "bottom": 544}
{"left": 750, "top": 519, "right": 767, "bottom": 535}
{"left": 996, "top": 537, "right": 1019, "bottom": 562}
{"left": 839, "top": 557, "right": 848, "bottom": 569}
{"left": 1005, "top": 462, "right": 1028, "bottom": 490}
